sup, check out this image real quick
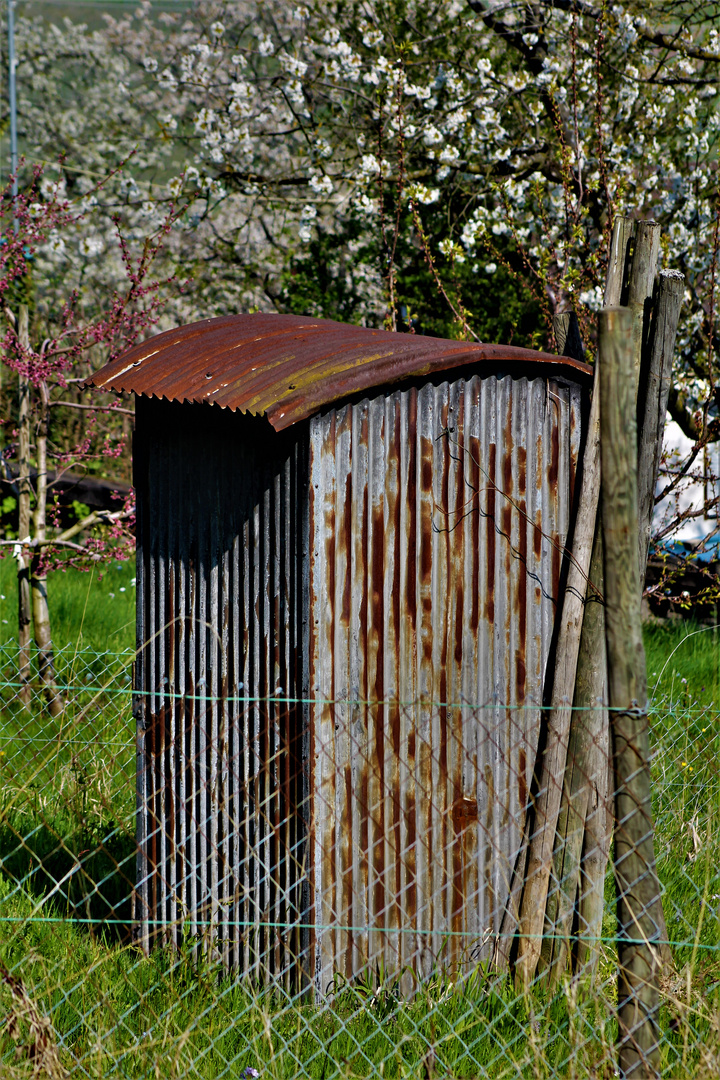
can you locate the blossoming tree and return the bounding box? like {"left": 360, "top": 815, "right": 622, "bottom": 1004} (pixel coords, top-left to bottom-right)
{"left": 0, "top": 167, "right": 179, "bottom": 712}
{"left": 6, "top": 0, "right": 720, "bottom": 560}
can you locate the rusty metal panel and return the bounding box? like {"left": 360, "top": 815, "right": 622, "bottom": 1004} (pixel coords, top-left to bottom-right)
{"left": 308, "top": 372, "right": 584, "bottom": 995}
{"left": 88, "top": 313, "right": 592, "bottom": 431}
{"left": 133, "top": 397, "right": 309, "bottom": 987}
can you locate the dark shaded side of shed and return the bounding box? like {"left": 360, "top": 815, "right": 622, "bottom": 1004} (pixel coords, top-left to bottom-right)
{"left": 90, "top": 313, "right": 592, "bottom": 997}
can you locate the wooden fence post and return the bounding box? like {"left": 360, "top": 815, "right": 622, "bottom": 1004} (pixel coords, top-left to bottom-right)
{"left": 605, "top": 216, "right": 634, "bottom": 307}
{"left": 600, "top": 306, "right": 661, "bottom": 1079}
{"left": 627, "top": 222, "right": 661, "bottom": 391}
{"left": 636, "top": 269, "right": 685, "bottom": 575}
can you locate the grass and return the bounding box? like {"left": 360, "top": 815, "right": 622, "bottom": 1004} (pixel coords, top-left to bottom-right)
{"left": 0, "top": 573, "right": 719, "bottom": 1076}
{"left": 0, "top": 556, "right": 136, "bottom": 655}
{"left": 645, "top": 617, "right": 720, "bottom": 705}
{"left": 0, "top": 880, "right": 621, "bottom": 1079}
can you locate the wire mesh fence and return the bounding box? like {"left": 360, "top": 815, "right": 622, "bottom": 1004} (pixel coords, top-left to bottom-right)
{"left": 0, "top": 642, "right": 719, "bottom": 1078}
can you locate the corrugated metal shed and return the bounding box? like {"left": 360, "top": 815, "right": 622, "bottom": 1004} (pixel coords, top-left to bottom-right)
{"left": 102, "top": 314, "right": 590, "bottom": 994}
{"left": 88, "top": 313, "right": 590, "bottom": 429}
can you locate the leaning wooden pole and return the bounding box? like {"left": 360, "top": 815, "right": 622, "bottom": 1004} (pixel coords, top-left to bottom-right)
{"left": 573, "top": 220, "right": 635, "bottom": 970}
{"left": 572, "top": 217, "right": 643, "bottom": 973}
{"left": 512, "top": 313, "right": 602, "bottom": 989}
{"left": 600, "top": 306, "right": 661, "bottom": 1078}
{"left": 539, "top": 219, "right": 630, "bottom": 983}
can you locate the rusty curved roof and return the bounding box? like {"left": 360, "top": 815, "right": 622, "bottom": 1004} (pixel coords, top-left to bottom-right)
{"left": 88, "top": 313, "right": 592, "bottom": 431}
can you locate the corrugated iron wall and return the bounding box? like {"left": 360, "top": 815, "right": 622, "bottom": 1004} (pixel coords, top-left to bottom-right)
{"left": 133, "top": 397, "right": 309, "bottom": 987}
{"left": 307, "top": 373, "right": 583, "bottom": 994}
{"left": 133, "top": 371, "right": 584, "bottom": 995}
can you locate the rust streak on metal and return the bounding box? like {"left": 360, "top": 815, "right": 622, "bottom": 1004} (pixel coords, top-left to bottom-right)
{"left": 485, "top": 443, "right": 497, "bottom": 625}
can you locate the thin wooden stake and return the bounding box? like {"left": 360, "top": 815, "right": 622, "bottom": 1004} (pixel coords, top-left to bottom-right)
{"left": 572, "top": 524, "right": 610, "bottom": 974}
{"left": 16, "top": 304, "right": 32, "bottom": 710}
{"left": 31, "top": 380, "right": 63, "bottom": 718}
{"left": 600, "top": 306, "right": 661, "bottom": 1079}
{"left": 540, "top": 520, "right": 609, "bottom": 983}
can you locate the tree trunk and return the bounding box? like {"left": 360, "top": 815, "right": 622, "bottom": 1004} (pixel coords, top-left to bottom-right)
{"left": 16, "top": 305, "right": 32, "bottom": 710}
{"left": 31, "top": 380, "right": 63, "bottom": 718}
{"left": 600, "top": 306, "right": 661, "bottom": 1079}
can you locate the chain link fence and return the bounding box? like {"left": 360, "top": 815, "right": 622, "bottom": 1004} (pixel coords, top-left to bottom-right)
{"left": 0, "top": 641, "right": 719, "bottom": 1078}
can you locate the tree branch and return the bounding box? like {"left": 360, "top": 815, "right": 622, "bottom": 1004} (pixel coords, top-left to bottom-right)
{"left": 666, "top": 386, "right": 701, "bottom": 440}
{"left": 51, "top": 400, "right": 135, "bottom": 416}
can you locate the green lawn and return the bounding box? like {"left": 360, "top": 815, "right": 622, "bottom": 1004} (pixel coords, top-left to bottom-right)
{"left": 0, "top": 570, "right": 718, "bottom": 1077}
{"left": 0, "top": 556, "right": 135, "bottom": 655}
{"left": 645, "top": 617, "right": 720, "bottom": 707}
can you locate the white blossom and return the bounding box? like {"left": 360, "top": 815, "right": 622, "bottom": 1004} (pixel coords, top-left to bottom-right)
{"left": 40, "top": 176, "right": 67, "bottom": 201}
{"left": 423, "top": 124, "right": 444, "bottom": 147}
{"left": 309, "top": 173, "right": 334, "bottom": 195}
{"left": 257, "top": 34, "right": 275, "bottom": 57}
{"left": 407, "top": 183, "right": 439, "bottom": 205}
{"left": 284, "top": 79, "right": 306, "bottom": 108}
{"left": 158, "top": 67, "right": 177, "bottom": 91}
{"left": 363, "top": 29, "right": 384, "bottom": 48}
{"left": 194, "top": 108, "right": 215, "bottom": 134}
{"left": 298, "top": 203, "right": 317, "bottom": 242}
{"left": 279, "top": 52, "right": 308, "bottom": 79}
{"left": 438, "top": 145, "right": 460, "bottom": 166}
{"left": 79, "top": 235, "right": 104, "bottom": 257}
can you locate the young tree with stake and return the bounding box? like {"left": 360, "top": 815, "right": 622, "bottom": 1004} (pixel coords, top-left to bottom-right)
{"left": 0, "top": 165, "right": 180, "bottom": 713}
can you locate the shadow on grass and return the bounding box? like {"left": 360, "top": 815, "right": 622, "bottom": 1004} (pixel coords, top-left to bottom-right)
{"left": 0, "top": 816, "right": 135, "bottom": 943}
